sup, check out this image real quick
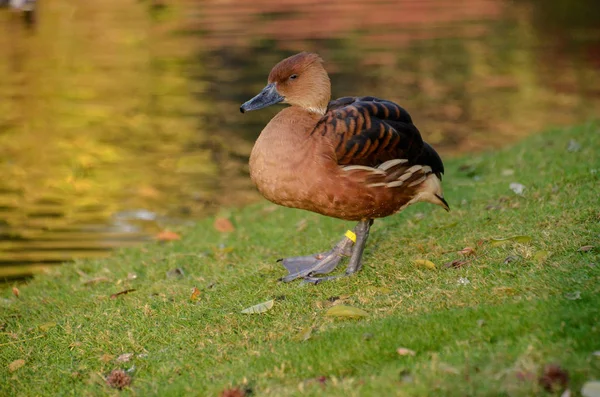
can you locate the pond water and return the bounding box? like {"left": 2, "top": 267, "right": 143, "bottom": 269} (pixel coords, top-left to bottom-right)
{"left": 1, "top": 0, "right": 599, "bottom": 278}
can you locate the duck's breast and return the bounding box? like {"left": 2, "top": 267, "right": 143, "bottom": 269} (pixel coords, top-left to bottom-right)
{"left": 249, "top": 108, "right": 326, "bottom": 206}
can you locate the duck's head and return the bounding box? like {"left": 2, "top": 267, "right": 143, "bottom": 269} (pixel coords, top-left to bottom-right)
{"left": 240, "top": 52, "right": 331, "bottom": 115}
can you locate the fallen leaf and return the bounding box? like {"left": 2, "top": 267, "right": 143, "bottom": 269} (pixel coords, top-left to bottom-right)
{"left": 397, "top": 347, "right": 416, "bottom": 356}
{"left": 155, "top": 230, "right": 181, "bottom": 242}
{"left": 106, "top": 369, "right": 131, "bottom": 389}
{"left": 214, "top": 218, "right": 235, "bottom": 233}
{"left": 190, "top": 287, "right": 201, "bottom": 302}
{"left": 12, "top": 287, "right": 19, "bottom": 298}
{"left": 116, "top": 353, "right": 133, "bottom": 363}
{"left": 219, "top": 388, "right": 246, "bottom": 397}
{"left": 579, "top": 245, "right": 594, "bottom": 252}
{"left": 100, "top": 354, "right": 114, "bottom": 363}
{"left": 38, "top": 322, "right": 56, "bottom": 332}
{"left": 295, "top": 326, "right": 313, "bottom": 342}
{"left": 110, "top": 289, "right": 136, "bottom": 299}
{"left": 443, "top": 259, "right": 469, "bottom": 269}
{"left": 490, "top": 235, "right": 532, "bottom": 246}
{"left": 8, "top": 359, "right": 25, "bottom": 372}
{"left": 581, "top": 381, "right": 600, "bottom": 397}
{"left": 509, "top": 182, "right": 526, "bottom": 195}
{"left": 539, "top": 364, "right": 569, "bottom": 392}
{"left": 241, "top": 299, "right": 274, "bottom": 314}
{"left": 533, "top": 250, "right": 551, "bottom": 263}
{"left": 459, "top": 247, "right": 476, "bottom": 256}
{"left": 325, "top": 305, "right": 368, "bottom": 318}
{"left": 438, "top": 221, "right": 458, "bottom": 230}
{"left": 413, "top": 259, "right": 436, "bottom": 269}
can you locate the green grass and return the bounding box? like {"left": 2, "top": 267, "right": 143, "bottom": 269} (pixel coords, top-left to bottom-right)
{"left": 1, "top": 123, "right": 599, "bottom": 396}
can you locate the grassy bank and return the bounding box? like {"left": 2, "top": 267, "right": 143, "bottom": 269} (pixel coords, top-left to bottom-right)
{"left": 1, "top": 123, "right": 599, "bottom": 396}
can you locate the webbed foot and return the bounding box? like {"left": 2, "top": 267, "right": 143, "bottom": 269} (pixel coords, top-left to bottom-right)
{"left": 278, "top": 219, "right": 373, "bottom": 283}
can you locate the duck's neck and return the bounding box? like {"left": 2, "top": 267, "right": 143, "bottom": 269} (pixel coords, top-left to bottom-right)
{"left": 305, "top": 106, "right": 327, "bottom": 115}
{"left": 259, "top": 106, "right": 322, "bottom": 145}
{"left": 250, "top": 106, "right": 322, "bottom": 169}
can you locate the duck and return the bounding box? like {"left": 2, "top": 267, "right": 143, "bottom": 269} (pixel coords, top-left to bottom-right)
{"left": 240, "top": 52, "right": 448, "bottom": 283}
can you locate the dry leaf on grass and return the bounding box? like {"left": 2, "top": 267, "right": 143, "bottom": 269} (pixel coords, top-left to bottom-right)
{"left": 533, "top": 250, "right": 551, "bottom": 263}
{"left": 413, "top": 259, "right": 436, "bottom": 269}
{"left": 116, "top": 353, "right": 133, "bottom": 363}
{"left": 12, "top": 287, "right": 19, "bottom": 298}
{"left": 8, "top": 359, "right": 25, "bottom": 372}
{"left": 459, "top": 247, "right": 476, "bottom": 256}
{"left": 490, "top": 235, "right": 532, "bottom": 246}
{"left": 38, "top": 322, "right": 56, "bottom": 332}
{"left": 155, "top": 230, "right": 181, "bottom": 242}
{"left": 437, "top": 221, "right": 458, "bottom": 230}
{"left": 295, "top": 326, "right": 313, "bottom": 342}
{"left": 190, "top": 287, "right": 201, "bottom": 302}
{"left": 220, "top": 388, "right": 246, "bottom": 397}
{"left": 214, "top": 218, "right": 235, "bottom": 233}
{"left": 579, "top": 245, "right": 594, "bottom": 252}
{"left": 397, "top": 347, "right": 416, "bottom": 356}
{"left": 110, "top": 289, "right": 136, "bottom": 299}
{"left": 325, "top": 305, "right": 368, "bottom": 318}
{"left": 241, "top": 299, "right": 274, "bottom": 314}
{"left": 443, "top": 259, "right": 469, "bottom": 269}
{"left": 539, "top": 364, "right": 569, "bottom": 392}
{"left": 106, "top": 369, "right": 131, "bottom": 389}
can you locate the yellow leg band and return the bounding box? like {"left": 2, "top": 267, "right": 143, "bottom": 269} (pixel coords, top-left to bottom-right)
{"left": 345, "top": 230, "right": 356, "bottom": 243}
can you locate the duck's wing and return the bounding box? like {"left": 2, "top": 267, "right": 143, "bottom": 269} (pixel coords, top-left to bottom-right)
{"left": 318, "top": 96, "right": 444, "bottom": 177}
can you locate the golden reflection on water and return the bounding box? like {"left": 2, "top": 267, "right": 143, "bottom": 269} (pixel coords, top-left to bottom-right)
{"left": 1, "top": 0, "right": 599, "bottom": 277}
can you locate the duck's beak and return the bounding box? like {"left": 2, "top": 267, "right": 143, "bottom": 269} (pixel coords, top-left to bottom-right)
{"left": 240, "top": 83, "right": 284, "bottom": 113}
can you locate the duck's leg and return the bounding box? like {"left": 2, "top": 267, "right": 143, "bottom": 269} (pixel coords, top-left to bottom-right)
{"left": 279, "top": 235, "right": 354, "bottom": 282}
{"left": 302, "top": 219, "right": 373, "bottom": 284}
{"left": 280, "top": 219, "right": 373, "bottom": 283}
{"left": 345, "top": 219, "right": 372, "bottom": 274}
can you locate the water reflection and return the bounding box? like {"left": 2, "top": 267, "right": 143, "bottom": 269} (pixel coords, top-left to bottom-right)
{"left": 1, "top": 0, "right": 599, "bottom": 278}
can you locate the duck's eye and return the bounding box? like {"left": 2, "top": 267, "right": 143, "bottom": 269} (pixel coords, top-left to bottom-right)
{"left": 289, "top": 74, "right": 298, "bottom": 80}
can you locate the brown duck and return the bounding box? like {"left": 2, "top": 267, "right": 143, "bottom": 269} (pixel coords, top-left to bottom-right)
{"left": 240, "top": 52, "right": 449, "bottom": 283}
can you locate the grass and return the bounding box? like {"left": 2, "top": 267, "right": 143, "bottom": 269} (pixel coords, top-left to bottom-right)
{"left": 1, "top": 123, "right": 599, "bottom": 396}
